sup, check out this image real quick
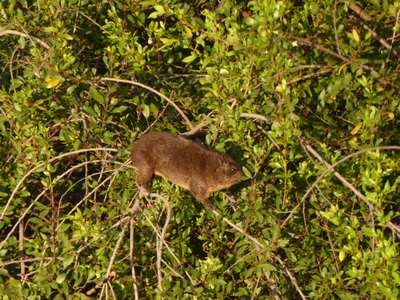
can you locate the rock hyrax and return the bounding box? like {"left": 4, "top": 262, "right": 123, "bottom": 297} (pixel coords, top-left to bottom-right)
{"left": 130, "top": 131, "right": 244, "bottom": 209}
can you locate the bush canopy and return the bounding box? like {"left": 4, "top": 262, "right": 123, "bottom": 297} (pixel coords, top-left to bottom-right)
{"left": 0, "top": 0, "right": 399, "bottom": 299}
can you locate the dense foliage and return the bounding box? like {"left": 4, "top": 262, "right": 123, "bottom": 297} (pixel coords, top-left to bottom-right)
{"left": 1, "top": 0, "right": 400, "bottom": 298}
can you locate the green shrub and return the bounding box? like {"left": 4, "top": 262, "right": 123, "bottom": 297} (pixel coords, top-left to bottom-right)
{"left": 0, "top": 0, "right": 399, "bottom": 298}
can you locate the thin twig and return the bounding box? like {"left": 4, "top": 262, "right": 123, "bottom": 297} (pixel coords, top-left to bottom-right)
{"left": 54, "top": 160, "right": 129, "bottom": 231}
{"left": 348, "top": 15, "right": 400, "bottom": 59}
{"left": 262, "top": 267, "right": 282, "bottom": 300}
{"left": 0, "top": 257, "right": 63, "bottom": 267}
{"left": 211, "top": 208, "right": 304, "bottom": 299}
{"left": 391, "top": 10, "right": 400, "bottom": 60}
{"left": 155, "top": 191, "right": 172, "bottom": 294}
{"left": 75, "top": 215, "right": 131, "bottom": 256}
{"left": 281, "top": 145, "right": 400, "bottom": 236}
{"left": 0, "top": 192, "right": 44, "bottom": 251}
{"left": 286, "top": 69, "right": 332, "bottom": 84}
{"left": 348, "top": 3, "right": 372, "bottom": 21}
{"left": 139, "top": 191, "right": 196, "bottom": 287}
{"left": 333, "top": 0, "right": 342, "bottom": 56}
{"left": 129, "top": 204, "right": 140, "bottom": 300}
{"left": 183, "top": 112, "right": 277, "bottom": 136}
{"left": 0, "top": 158, "right": 130, "bottom": 252}
{"left": 0, "top": 29, "right": 50, "bottom": 49}
{"left": 19, "top": 220, "right": 25, "bottom": 278}
{"left": 107, "top": 279, "right": 117, "bottom": 299}
{"left": 75, "top": 199, "right": 141, "bottom": 297}
{"left": 1, "top": 148, "right": 127, "bottom": 222}
{"left": 105, "top": 219, "right": 130, "bottom": 280}
{"left": 287, "top": 35, "right": 400, "bottom": 92}
{"left": 99, "top": 77, "right": 194, "bottom": 130}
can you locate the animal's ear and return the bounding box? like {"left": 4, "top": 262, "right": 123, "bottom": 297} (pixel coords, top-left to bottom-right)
{"left": 214, "top": 157, "right": 223, "bottom": 167}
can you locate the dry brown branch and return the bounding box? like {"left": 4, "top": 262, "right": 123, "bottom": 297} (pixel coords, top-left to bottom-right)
{"left": 156, "top": 192, "right": 172, "bottom": 294}
{"left": 281, "top": 145, "right": 400, "bottom": 238}
{"left": 0, "top": 191, "right": 45, "bottom": 251}
{"left": 210, "top": 209, "right": 303, "bottom": 299}
{"left": 183, "top": 112, "right": 277, "bottom": 136}
{"left": 392, "top": 10, "right": 400, "bottom": 58}
{"left": 99, "top": 77, "right": 194, "bottom": 130}
{"left": 0, "top": 257, "right": 63, "bottom": 268}
{"left": 287, "top": 35, "right": 400, "bottom": 92}
{"left": 183, "top": 111, "right": 399, "bottom": 296}
{"left": 75, "top": 198, "right": 141, "bottom": 297}
{"left": 0, "top": 148, "right": 127, "bottom": 222}
{"left": 129, "top": 213, "right": 140, "bottom": 300}
{"left": 105, "top": 218, "right": 130, "bottom": 280}
{"left": 334, "top": 0, "right": 342, "bottom": 55}
{"left": 287, "top": 69, "right": 332, "bottom": 84}
{"left": 348, "top": 3, "right": 372, "bottom": 21}
{"left": 86, "top": 280, "right": 105, "bottom": 296}
{"left": 348, "top": 15, "right": 400, "bottom": 59}
{"left": 0, "top": 28, "right": 51, "bottom": 49}
{"left": 19, "top": 220, "right": 25, "bottom": 278}
{"left": 139, "top": 190, "right": 196, "bottom": 286}
{"left": 94, "top": 271, "right": 117, "bottom": 298}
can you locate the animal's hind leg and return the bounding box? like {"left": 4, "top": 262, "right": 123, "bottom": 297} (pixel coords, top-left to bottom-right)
{"left": 137, "top": 167, "right": 154, "bottom": 197}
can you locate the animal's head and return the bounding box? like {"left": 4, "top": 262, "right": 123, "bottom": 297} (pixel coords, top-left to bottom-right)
{"left": 214, "top": 153, "right": 245, "bottom": 188}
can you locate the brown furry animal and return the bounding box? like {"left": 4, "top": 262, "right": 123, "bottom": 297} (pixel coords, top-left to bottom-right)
{"left": 130, "top": 131, "right": 244, "bottom": 209}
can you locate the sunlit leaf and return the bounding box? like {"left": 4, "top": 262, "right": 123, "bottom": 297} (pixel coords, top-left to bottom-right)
{"left": 44, "top": 77, "right": 62, "bottom": 88}
{"left": 351, "top": 122, "right": 362, "bottom": 135}
{"left": 352, "top": 29, "right": 360, "bottom": 42}
{"left": 339, "top": 251, "right": 346, "bottom": 262}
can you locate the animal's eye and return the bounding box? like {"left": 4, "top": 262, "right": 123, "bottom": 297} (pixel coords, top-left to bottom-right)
{"left": 230, "top": 167, "right": 237, "bottom": 175}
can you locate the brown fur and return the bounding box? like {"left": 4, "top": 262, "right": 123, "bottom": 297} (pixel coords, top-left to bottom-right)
{"left": 130, "top": 131, "right": 244, "bottom": 209}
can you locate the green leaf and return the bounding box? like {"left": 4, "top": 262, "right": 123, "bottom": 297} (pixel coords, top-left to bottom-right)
{"left": 379, "top": 285, "right": 398, "bottom": 299}
{"left": 83, "top": 103, "right": 98, "bottom": 117}
{"left": 141, "top": 104, "right": 150, "bottom": 119}
{"left": 89, "top": 86, "right": 105, "bottom": 103}
{"left": 148, "top": 5, "right": 165, "bottom": 18}
{"left": 242, "top": 166, "right": 252, "bottom": 178}
{"left": 55, "top": 273, "right": 67, "bottom": 284}
{"left": 352, "top": 29, "right": 360, "bottom": 42}
{"left": 261, "top": 263, "right": 276, "bottom": 271}
{"left": 1, "top": 0, "right": 399, "bottom": 298}
{"left": 208, "top": 278, "right": 227, "bottom": 287}
{"left": 63, "top": 253, "right": 75, "bottom": 268}
{"left": 112, "top": 105, "right": 128, "bottom": 113}
{"left": 182, "top": 55, "right": 197, "bottom": 63}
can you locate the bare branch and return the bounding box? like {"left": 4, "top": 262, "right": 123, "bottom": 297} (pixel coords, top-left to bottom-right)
{"left": 348, "top": 15, "right": 400, "bottom": 59}
{"left": 348, "top": 3, "right": 372, "bottom": 21}
{"left": 281, "top": 145, "right": 400, "bottom": 238}
{"left": 287, "top": 35, "right": 400, "bottom": 92}
{"left": 0, "top": 29, "right": 50, "bottom": 49}
{"left": 99, "top": 77, "right": 194, "bottom": 130}
{"left": 0, "top": 148, "right": 127, "bottom": 222}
